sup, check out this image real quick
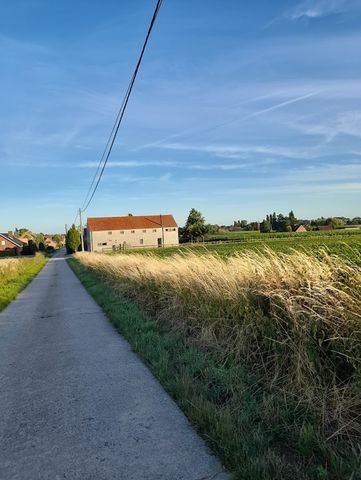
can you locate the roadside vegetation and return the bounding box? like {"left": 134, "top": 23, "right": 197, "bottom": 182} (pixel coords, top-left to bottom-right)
{"left": 0, "top": 255, "right": 47, "bottom": 311}
{"left": 71, "top": 247, "right": 361, "bottom": 480}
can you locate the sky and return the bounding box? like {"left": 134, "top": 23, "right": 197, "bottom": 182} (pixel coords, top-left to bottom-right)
{"left": 1, "top": 0, "right": 361, "bottom": 232}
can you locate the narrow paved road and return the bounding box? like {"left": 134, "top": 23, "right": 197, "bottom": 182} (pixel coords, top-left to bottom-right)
{"left": 0, "top": 251, "right": 228, "bottom": 480}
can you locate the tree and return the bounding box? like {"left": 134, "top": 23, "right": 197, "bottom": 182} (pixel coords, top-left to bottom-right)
{"left": 66, "top": 225, "right": 81, "bottom": 254}
{"left": 326, "top": 217, "right": 345, "bottom": 229}
{"left": 289, "top": 210, "right": 297, "bottom": 226}
{"left": 260, "top": 219, "right": 271, "bottom": 233}
{"left": 182, "top": 208, "right": 209, "bottom": 242}
{"left": 38, "top": 242, "right": 45, "bottom": 252}
{"left": 24, "top": 239, "right": 38, "bottom": 255}
{"left": 52, "top": 234, "right": 62, "bottom": 248}
{"left": 34, "top": 233, "right": 45, "bottom": 246}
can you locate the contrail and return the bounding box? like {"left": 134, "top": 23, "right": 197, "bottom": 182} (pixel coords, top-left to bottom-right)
{"left": 140, "top": 90, "right": 320, "bottom": 149}
{"left": 248, "top": 90, "right": 320, "bottom": 118}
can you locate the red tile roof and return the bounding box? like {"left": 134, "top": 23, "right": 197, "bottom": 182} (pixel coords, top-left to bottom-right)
{"left": 87, "top": 215, "right": 178, "bottom": 232}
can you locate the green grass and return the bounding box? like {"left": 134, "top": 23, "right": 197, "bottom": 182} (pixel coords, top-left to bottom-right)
{"left": 0, "top": 255, "right": 47, "bottom": 311}
{"left": 68, "top": 257, "right": 361, "bottom": 480}
{"left": 205, "top": 229, "right": 361, "bottom": 242}
{"left": 117, "top": 234, "right": 361, "bottom": 263}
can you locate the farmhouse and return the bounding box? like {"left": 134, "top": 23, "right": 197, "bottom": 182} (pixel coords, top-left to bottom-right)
{"left": 86, "top": 214, "right": 179, "bottom": 252}
{"left": 0, "top": 232, "right": 24, "bottom": 254}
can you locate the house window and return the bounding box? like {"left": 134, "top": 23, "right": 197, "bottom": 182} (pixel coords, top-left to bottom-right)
{"left": 108, "top": 231, "right": 112, "bottom": 235}
{"left": 140, "top": 239, "right": 144, "bottom": 245}
{"left": 98, "top": 242, "right": 107, "bottom": 246}
{"left": 131, "top": 230, "right": 135, "bottom": 234}
{"left": 165, "top": 228, "right": 169, "bottom": 231}
{"left": 153, "top": 229, "right": 157, "bottom": 232}
{"left": 120, "top": 231, "right": 124, "bottom": 234}
{"left": 142, "top": 229, "right": 146, "bottom": 233}
{"left": 1, "top": 241, "right": 5, "bottom": 245}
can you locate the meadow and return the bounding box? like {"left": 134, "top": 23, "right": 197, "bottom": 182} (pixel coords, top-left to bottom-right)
{"left": 121, "top": 230, "right": 361, "bottom": 262}
{"left": 72, "top": 235, "right": 361, "bottom": 480}
{"left": 0, "top": 255, "right": 47, "bottom": 311}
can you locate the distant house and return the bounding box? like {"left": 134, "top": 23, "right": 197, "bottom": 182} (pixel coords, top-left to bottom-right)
{"left": 44, "top": 237, "right": 57, "bottom": 249}
{"left": 293, "top": 225, "right": 307, "bottom": 233}
{"left": 86, "top": 214, "right": 179, "bottom": 252}
{"left": 0, "top": 232, "right": 24, "bottom": 254}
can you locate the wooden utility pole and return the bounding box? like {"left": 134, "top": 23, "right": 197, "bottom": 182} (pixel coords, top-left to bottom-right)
{"left": 160, "top": 213, "right": 165, "bottom": 248}
{"left": 79, "top": 208, "right": 84, "bottom": 252}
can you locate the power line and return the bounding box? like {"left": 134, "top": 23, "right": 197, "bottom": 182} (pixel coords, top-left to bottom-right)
{"left": 73, "top": 210, "right": 79, "bottom": 227}
{"left": 80, "top": 95, "right": 126, "bottom": 211}
{"left": 80, "top": 0, "right": 163, "bottom": 213}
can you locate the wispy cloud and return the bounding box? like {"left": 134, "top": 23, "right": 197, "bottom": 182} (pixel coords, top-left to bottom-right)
{"left": 76, "top": 160, "right": 179, "bottom": 168}
{"left": 292, "top": 110, "right": 361, "bottom": 141}
{"left": 285, "top": 0, "right": 360, "bottom": 20}
{"left": 154, "top": 142, "right": 327, "bottom": 161}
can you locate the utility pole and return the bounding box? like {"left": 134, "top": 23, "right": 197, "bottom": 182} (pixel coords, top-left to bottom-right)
{"left": 79, "top": 208, "right": 84, "bottom": 252}
{"left": 65, "top": 224, "right": 68, "bottom": 234}
{"left": 160, "top": 213, "right": 165, "bottom": 248}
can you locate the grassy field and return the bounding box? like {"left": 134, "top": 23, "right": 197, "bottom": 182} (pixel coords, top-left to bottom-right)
{"left": 204, "top": 228, "right": 361, "bottom": 242}
{"left": 118, "top": 232, "right": 361, "bottom": 263}
{"left": 0, "top": 255, "right": 47, "bottom": 311}
{"left": 71, "top": 244, "right": 361, "bottom": 480}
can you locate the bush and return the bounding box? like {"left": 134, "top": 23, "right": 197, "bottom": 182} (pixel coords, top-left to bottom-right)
{"left": 66, "top": 225, "right": 81, "bottom": 254}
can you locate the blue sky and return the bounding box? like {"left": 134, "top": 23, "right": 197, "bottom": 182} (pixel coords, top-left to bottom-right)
{"left": 1, "top": 0, "right": 361, "bottom": 232}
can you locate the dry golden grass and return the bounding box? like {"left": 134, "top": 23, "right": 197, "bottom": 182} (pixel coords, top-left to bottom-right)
{"left": 0, "top": 257, "right": 31, "bottom": 280}
{"left": 75, "top": 248, "right": 361, "bottom": 439}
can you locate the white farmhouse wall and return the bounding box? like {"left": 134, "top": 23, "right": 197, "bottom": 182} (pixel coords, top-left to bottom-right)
{"left": 89, "top": 227, "right": 178, "bottom": 252}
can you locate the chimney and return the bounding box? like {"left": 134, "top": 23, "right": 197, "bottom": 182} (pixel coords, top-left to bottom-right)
{"left": 8, "top": 230, "right": 14, "bottom": 238}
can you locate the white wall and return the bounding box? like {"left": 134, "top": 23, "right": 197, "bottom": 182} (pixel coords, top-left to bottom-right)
{"left": 88, "top": 227, "right": 179, "bottom": 252}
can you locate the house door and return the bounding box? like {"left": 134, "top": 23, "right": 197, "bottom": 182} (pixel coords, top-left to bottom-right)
{"left": 157, "top": 238, "right": 162, "bottom": 247}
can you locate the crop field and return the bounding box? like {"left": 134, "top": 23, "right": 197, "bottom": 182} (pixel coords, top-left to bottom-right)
{"left": 204, "top": 228, "right": 361, "bottom": 242}
{"left": 120, "top": 231, "right": 361, "bottom": 262}
{"left": 73, "top": 240, "right": 361, "bottom": 479}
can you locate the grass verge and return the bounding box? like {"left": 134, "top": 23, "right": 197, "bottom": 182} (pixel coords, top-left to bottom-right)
{"left": 0, "top": 255, "right": 47, "bottom": 311}
{"left": 68, "top": 257, "right": 360, "bottom": 480}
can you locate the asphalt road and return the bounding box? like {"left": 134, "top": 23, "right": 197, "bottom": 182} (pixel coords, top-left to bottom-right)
{"left": 0, "top": 251, "right": 228, "bottom": 480}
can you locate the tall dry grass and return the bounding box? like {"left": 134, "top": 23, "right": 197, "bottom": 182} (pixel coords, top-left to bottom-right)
{"left": 0, "top": 257, "right": 31, "bottom": 280}
{"left": 75, "top": 248, "right": 361, "bottom": 438}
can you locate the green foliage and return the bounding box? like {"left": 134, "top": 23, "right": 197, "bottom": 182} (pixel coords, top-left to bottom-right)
{"left": 326, "top": 217, "right": 346, "bottom": 229}
{"left": 260, "top": 219, "right": 271, "bottom": 233}
{"left": 182, "top": 208, "right": 209, "bottom": 241}
{"left": 52, "top": 234, "right": 62, "bottom": 248}
{"left": 33, "top": 233, "right": 45, "bottom": 246}
{"left": 66, "top": 224, "right": 81, "bottom": 254}
{"left": 22, "top": 239, "right": 38, "bottom": 256}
